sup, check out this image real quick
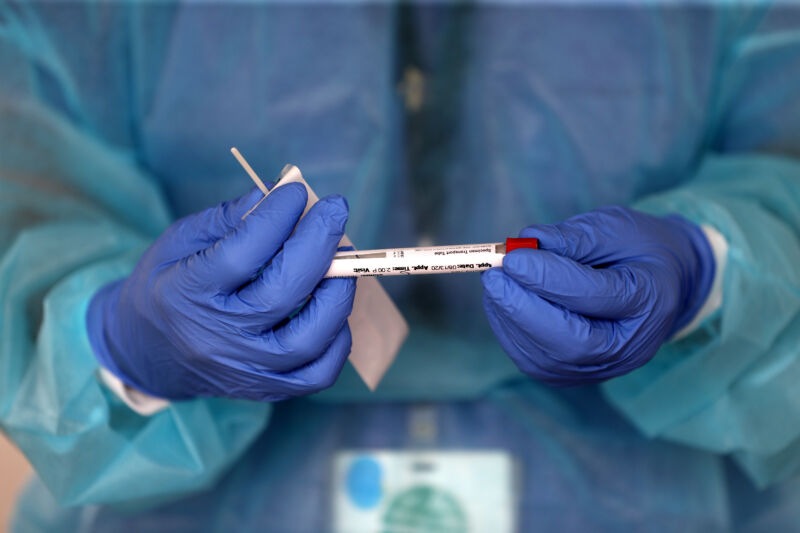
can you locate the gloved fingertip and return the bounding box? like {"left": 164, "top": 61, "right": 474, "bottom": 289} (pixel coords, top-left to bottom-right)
{"left": 248, "top": 182, "right": 307, "bottom": 220}
{"left": 519, "top": 224, "right": 549, "bottom": 240}
{"left": 502, "top": 250, "right": 527, "bottom": 274}
{"left": 519, "top": 224, "right": 563, "bottom": 253}
{"left": 319, "top": 276, "right": 357, "bottom": 302}
{"left": 315, "top": 195, "right": 349, "bottom": 231}
{"left": 320, "top": 194, "right": 349, "bottom": 216}
{"left": 276, "top": 181, "right": 309, "bottom": 202}
{"left": 481, "top": 268, "right": 506, "bottom": 298}
{"left": 343, "top": 277, "right": 358, "bottom": 305}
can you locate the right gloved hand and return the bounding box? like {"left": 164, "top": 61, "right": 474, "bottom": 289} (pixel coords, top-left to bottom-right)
{"left": 87, "top": 183, "right": 356, "bottom": 402}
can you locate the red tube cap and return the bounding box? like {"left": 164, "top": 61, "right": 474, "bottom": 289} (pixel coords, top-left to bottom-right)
{"left": 506, "top": 237, "right": 539, "bottom": 252}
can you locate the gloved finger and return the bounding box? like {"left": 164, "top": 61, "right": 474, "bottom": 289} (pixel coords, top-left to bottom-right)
{"left": 154, "top": 187, "right": 265, "bottom": 259}
{"left": 188, "top": 182, "right": 308, "bottom": 292}
{"left": 519, "top": 207, "right": 631, "bottom": 265}
{"left": 260, "top": 278, "right": 356, "bottom": 372}
{"left": 198, "top": 186, "right": 266, "bottom": 241}
{"left": 483, "top": 293, "right": 629, "bottom": 385}
{"left": 482, "top": 268, "right": 620, "bottom": 365}
{"left": 261, "top": 324, "right": 353, "bottom": 400}
{"left": 502, "top": 248, "right": 645, "bottom": 318}
{"left": 236, "top": 195, "right": 348, "bottom": 322}
{"left": 482, "top": 294, "right": 575, "bottom": 385}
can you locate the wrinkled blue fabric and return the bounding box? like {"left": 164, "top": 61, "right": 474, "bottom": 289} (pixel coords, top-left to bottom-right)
{"left": 482, "top": 207, "right": 715, "bottom": 385}
{"left": 87, "top": 183, "right": 357, "bottom": 401}
{"left": 2, "top": 1, "right": 800, "bottom": 532}
{"left": 12, "top": 387, "right": 735, "bottom": 532}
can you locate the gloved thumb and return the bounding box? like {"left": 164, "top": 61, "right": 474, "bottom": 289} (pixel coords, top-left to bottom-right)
{"left": 188, "top": 182, "right": 309, "bottom": 292}
{"left": 502, "top": 248, "right": 645, "bottom": 318}
{"left": 519, "top": 207, "right": 632, "bottom": 265}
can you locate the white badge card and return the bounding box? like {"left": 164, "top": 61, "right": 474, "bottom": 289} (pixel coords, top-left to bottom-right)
{"left": 333, "top": 450, "right": 517, "bottom": 533}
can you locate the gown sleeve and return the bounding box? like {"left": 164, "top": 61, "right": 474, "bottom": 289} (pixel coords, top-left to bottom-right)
{"left": 0, "top": 3, "right": 271, "bottom": 506}
{"left": 603, "top": 5, "right": 800, "bottom": 488}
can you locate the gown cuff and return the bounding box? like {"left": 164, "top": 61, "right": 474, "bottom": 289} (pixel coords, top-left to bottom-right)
{"left": 671, "top": 224, "right": 728, "bottom": 341}
{"left": 97, "top": 367, "right": 170, "bottom": 416}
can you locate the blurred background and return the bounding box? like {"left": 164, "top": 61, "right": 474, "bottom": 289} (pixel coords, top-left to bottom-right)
{"left": 1, "top": 434, "right": 30, "bottom": 532}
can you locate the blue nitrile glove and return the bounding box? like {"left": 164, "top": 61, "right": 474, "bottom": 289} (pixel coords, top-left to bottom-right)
{"left": 482, "top": 206, "right": 715, "bottom": 386}
{"left": 87, "top": 183, "right": 357, "bottom": 401}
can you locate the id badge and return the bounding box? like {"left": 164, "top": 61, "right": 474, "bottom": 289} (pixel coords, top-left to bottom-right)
{"left": 332, "top": 450, "right": 516, "bottom": 533}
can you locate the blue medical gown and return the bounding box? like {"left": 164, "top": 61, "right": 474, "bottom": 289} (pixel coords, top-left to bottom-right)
{"left": 2, "top": 2, "right": 800, "bottom": 531}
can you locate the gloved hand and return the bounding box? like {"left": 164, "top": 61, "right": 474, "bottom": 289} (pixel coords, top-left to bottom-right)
{"left": 87, "top": 183, "right": 356, "bottom": 401}
{"left": 482, "top": 206, "right": 715, "bottom": 386}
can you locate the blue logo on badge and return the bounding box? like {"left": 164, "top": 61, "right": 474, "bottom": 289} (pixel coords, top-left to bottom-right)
{"left": 346, "top": 456, "right": 383, "bottom": 509}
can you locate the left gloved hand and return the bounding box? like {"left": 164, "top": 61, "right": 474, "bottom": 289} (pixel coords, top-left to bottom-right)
{"left": 482, "top": 206, "right": 716, "bottom": 386}
{"left": 87, "top": 184, "right": 356, "bottom": 402}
